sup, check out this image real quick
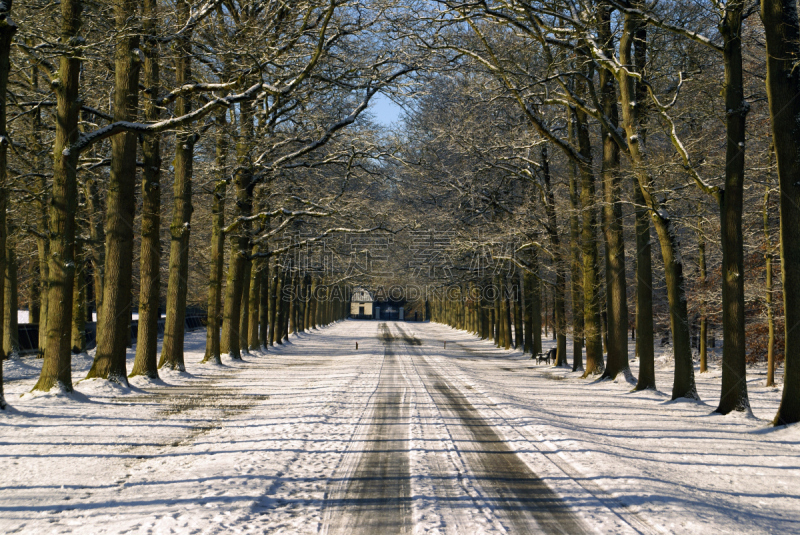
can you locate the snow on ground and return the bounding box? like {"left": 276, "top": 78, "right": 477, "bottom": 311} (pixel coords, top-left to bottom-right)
{"left": 18, "top": 311, "right": 100, "bottom": 324}
{"left": 409, "top": 323, "right": 800, "bottom": 534}
{"left": 16, "top": 310, "right": 158, "bottom": 324}
{"left": 0, "top": 320, "right": 798, "bottom": 534}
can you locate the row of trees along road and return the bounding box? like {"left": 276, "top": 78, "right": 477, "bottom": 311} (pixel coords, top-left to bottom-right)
{"left": 1, "top": 0, "right": 800, "bottom": 429}
{"left": 385, "top": 0, "right": 800, "bottom": 426}
{"left": 0, "top": 0, "right": 413, "bottom": 407}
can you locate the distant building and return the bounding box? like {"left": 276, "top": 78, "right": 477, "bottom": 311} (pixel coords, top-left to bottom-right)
{"left": 350, "top": 287, "right": 374, "bottom": 319}
{"left": 374, "top": 292, "right": 406, "bottom": 321}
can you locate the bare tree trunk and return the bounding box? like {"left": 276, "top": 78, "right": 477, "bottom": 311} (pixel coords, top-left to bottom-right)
{"left": 0, "top": 17, "right": 5, "bottom": 401}
{"left": 478, "top": 290, "right": 485, "bottom": 338}
{"left": 302, "top": 273, "right": 311, "bottom": 331}
{"left": 467, "top": 282, "right": 475, "bottom": 334}
{"left": 531, "top": 252, "right": 543, "bottom": 354}
{"left": 28, "top": 53, "right": 49, "bottom": 346}
{"left": 765, "top": 183, "right": 775, "bottom": 387}
{"left": 302, "top": 274, "right": 312, "bottom": 333}
{"left": 462, "top": 290, "right": 468, "bottom": 331}
{"left": 761, "top": 0, "right": 800, "bottom": 423}
{"left": 600, "top": 300, "right": 608, "bottom": 356}
{"left": 482, "top": 287, "right": 490, "bottom": 340}
{"left": 628, "top": 12, "right": 655, "bottom": 391}
{"left": 632, "top": 179, "right": 656, "bottom": 390}
{"left": 238, "top": 258, "right": 251, "bottom": 352}
{"left": 574, "top": 103, "right": 604, "bottom": 376}
{"left": 450, "top": 293, "right": 456, "bottom": 328}
{"left": 540, "top": 146, "right": 567, "bottom": 364}
{"left": 85, "top": 177, "right": 103, "bottom": 327}
{"left": 314, "top": 278, "right": 324, "bottom": 327}
{"left": 461, "top": 286, "right": 467, "bottom": 331}
{"left": 599, "top": 4, "right": 631, "bottom": 380}
{"left": 308, "top": 276, "right": 317, "bottom": 330}
{"left": 288, "top": 271, "right": 297, "bottom": 335}
{"left": 258, "top": 255, "right": 270, "bottom": 348}
{"left": 566, "top": 105, "right": 585, "bottom": 372}
{"left": 493, "top": 278, "right": 501, "bottom": 346}
{"left": 318, "top": 281, "right": 327, "bottom": 328}
{"left": 451, "top": 292, "right": 460, "bottom": 328}
{"left": 86, "top": 0, "right": 140, "bottom": 383}
{"left": 295, "top": 272, "right": 304, "bottom": 332}
{"left": 517, "top": 274, "right": 528, "bottom": 353}
{"left": 473, "top": 283, "right": 480, "bottom": 334}
{"left": 268, "top": 271, "right": 278, "bottom": 345}
{"left": 542, "top": 284, "right": 548, "bottom": 338}
{"left": 513, "top": 277, "right": 523, "bottom": 349}
{"left": 698, "top": 223, "right": 708, "bottom": 373}
{"left": 71, "top": 241, "right": 86, "bottom": 353}
{"left": 522, "top": 273, "right": 531, "bottom": 352}
{"left": 221, "top": 110, "right": 253, "bottom": 360}
{"left": 130, "top": 0, "right": 162, "bottom": 378}
{"left": 699, "top": 316, "right": 707, "bottom": 371}
{"left": 618, "top": 10, "right": 697, "bottom": 399}
{"left": 461, "top": 285, "right": 467, "bottom": 330}
{"left": 222, "top": 232, "right": 245, "bottom": 356}
{"left": 273, "top": 269, "right": 286, "bottom": 344}
{"left": 477, "top": 291, "right": 482, "bottom": 335}
{"left": 159, "top": 0, "right": 194, "bottom": 370}
{"left": 568, "top": 156, "right": 584, "bottom": 372}
{"left": 3, "top": 240, "right": 18, "bottom": 359}
{"left": 715, "top": 0, "right": 750, "bottom": 415}
{"left": 280, "top": 271, "right": 291, "bottom": 339}
{"left": 299, "top": 274, "right": 308, "bottom": 327}
{"left": 655, "top": 219, "right": 696, "bottom": 399}
{"left": 202, "top": 175, "right": 226, "bottom": 365}
{"left": 33, "top": 0, "right": 81, "bottom": 393}
{"left": 501, "top": 276, "right": 512, "bottom": 350}
{"left": 470, "top": 287, "right": 476, "bottom": 334}
{"left": 248, "top": 251, "right": 261, "bottom": 350}
{"left": 489, "top": 304, "right": 495, "bottom": 339}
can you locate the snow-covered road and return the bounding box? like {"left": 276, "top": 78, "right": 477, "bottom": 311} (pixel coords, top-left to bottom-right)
{"left": 1, "top": 320, "right": 798, "bottom": 534}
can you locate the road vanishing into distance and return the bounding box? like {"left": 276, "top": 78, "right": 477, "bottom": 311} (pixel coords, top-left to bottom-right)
{"left": 322, "top": 322, "right": 588, "bottom": 535}
{"left": 2, "top": 320, "right": 674, "bottom": 535}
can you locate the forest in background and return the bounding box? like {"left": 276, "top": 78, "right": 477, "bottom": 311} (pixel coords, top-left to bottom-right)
{"left": 0, "top": 0, "right": 798, "bottom": 427}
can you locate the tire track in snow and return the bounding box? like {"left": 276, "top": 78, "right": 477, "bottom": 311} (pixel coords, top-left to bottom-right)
{"left": 413, "top": 322, "right": 665, "bottom": 535}
{"left": 322, "top": 323, "right": 412, "bottom": 534}
{"left": 392, "top": 324, "right": 505, "bottom": 534}
{"left": 395, "top": 323, "right": 590, "bottom": 535}
{"left": 248, "top": 334, "right": 387, "bottom": 531}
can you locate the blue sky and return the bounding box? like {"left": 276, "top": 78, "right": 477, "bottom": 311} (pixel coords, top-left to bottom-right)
{"left": 369, "top": 93, "right": 404, "bottom": 127}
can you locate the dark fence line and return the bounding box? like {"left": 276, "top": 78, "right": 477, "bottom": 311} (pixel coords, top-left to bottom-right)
{"left": 16, "top": 315, "right": 208, "bottom": 355}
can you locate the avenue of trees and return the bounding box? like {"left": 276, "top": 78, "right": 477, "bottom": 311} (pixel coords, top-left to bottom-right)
{"left": 390, "top": 0, "right": 798, "bottom": 426}
{"left": 0, "top": 0, "right": 413, "bottom": 404}
{"left": 1, "top": 0, "right": 800, "bottom": 428}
